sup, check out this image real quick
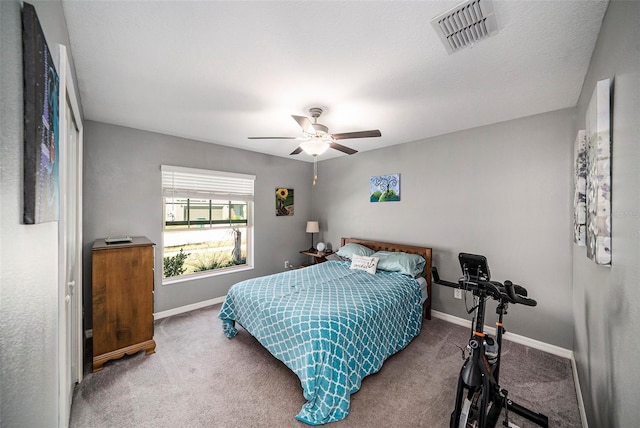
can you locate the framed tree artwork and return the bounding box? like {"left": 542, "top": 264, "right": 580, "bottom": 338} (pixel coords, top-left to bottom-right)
{"left": 370, "top": 174, "right": 400, "bottom": 203}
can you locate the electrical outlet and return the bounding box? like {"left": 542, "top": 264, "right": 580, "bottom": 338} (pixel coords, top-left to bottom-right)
{"left": 454, "top": 289, "right": 462, "bottom": 299}
{"left": 284, "top": 260, "right": 290, "bottom": 269}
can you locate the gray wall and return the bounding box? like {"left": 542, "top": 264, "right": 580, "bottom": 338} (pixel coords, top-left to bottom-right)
{"left": 82, "top": 121, "right": 313, "bottom": 324}
{"left": 314, "top": 108, "right": 576, "bottom": 349}
{"left": 572, "top": 1, "right": 640, "bottom": 427}
{"left": 0, "top": 0, "right": 76, "bottom": 426}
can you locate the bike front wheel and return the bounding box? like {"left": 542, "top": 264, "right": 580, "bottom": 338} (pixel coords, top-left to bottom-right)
{"left": 458, "top": 387, "right": 495, "bottom": 428}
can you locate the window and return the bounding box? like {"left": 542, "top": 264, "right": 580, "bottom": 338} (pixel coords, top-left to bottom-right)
{"left": 161, "top": 165, "right": 254, "bottom": 282}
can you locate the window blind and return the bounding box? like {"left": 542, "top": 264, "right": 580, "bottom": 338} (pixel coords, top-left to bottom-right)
{"left": 161, "top": 165, "right": 255, "bottom": 201}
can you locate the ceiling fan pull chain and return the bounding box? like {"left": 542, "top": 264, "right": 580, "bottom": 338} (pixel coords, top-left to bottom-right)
{"left": 313, "top": 156, "right": 318, "bottom": 186}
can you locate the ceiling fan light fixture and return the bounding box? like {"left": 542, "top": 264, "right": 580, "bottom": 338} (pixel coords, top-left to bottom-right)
{"left": 300, "top": 139, "right": 330, "bottom": 156}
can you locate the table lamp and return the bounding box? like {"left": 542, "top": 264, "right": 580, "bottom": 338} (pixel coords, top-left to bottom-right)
{"left": 306, "top": 221, "right": 319, "bottom": 252}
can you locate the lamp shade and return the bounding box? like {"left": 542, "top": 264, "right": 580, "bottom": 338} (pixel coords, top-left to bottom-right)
{"left": 306, "top": 221, "right": 319, "bottom": 233}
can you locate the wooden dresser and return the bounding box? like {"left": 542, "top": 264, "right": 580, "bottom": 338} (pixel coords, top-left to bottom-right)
{"left": 92, "top": 236, "right": 156, "bottom": 372}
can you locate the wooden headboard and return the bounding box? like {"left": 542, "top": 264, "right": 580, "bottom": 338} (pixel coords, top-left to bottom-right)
{"left": 340, "top": 237, "right": 432, "bottom": 319}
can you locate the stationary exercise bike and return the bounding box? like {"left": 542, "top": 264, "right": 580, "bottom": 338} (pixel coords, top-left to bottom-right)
{"left": 432, "top": 253, "right": 549, "bottom": 428}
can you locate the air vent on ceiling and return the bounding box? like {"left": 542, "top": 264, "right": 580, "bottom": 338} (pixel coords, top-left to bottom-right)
{"left": 431, "top": 0, "right": 498, "bottom": 54}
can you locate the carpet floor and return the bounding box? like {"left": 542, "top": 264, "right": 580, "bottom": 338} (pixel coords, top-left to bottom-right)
{"left": 70, "top": 304, "right": 581, "bottom": 427}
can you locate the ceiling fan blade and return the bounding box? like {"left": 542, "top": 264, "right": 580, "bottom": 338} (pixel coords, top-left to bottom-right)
{"left": 329, "top": 142, "right": 358, "bottom": 155}
{"left": 248, "top": 136, "right": 299, "bottom": 140}
{"left": 292, "top": 115, "right": 316, "bottom": 134}
{"left": 290, "top": 146, "right": 303, "bottom": 155}
{"left": 331, "top": 130, "right": 381, "bottom": 140}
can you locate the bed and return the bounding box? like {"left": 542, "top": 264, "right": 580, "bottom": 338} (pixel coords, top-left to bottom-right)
{"left": 218, "top": 238, "right": 432, "bottom": 425}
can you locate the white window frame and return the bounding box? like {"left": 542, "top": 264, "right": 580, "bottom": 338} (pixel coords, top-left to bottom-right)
{"left": 161, "top": 165, "right": 255, "bottom": 284}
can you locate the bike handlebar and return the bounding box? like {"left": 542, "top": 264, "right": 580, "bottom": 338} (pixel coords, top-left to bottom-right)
{"left": 504, "top": 280, "right": 537, "bottom": 306}
{"left": 431, "top": 267, "right": 537, "bottom": 307}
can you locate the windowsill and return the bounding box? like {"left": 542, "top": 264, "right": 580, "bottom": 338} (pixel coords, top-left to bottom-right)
{"left": 162, "top": 264, "right": 254, "bottom": 286}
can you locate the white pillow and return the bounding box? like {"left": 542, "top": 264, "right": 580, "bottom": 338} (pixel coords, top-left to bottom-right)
{"left": 350, "top": 254, "right": 379, "bottom": 275}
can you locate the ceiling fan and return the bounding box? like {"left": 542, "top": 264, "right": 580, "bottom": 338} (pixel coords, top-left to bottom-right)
{"left": 248, "top": 107, "right": 382, "bottom": 156}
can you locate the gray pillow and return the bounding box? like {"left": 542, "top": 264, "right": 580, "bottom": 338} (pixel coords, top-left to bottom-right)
{"left": 326, "top": 253, "right": 351, "bottom": 262}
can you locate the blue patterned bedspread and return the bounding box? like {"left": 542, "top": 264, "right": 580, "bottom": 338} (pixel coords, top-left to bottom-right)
{"left": 218, "top": 261, "right": 423, "bottom": 425}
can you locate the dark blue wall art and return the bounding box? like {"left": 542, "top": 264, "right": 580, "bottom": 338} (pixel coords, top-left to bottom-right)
{"left": 22, "top": 2, "right": 59, "bottom": 224}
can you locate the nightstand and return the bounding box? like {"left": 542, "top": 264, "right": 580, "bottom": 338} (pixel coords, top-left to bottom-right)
{"left": 300, "top": 250, "right": 333, "bottom": 264}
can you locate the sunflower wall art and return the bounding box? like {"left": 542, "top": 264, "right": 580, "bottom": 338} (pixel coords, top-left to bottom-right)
{"left": 276, "top": 188, "right": 294, "bottom": 216}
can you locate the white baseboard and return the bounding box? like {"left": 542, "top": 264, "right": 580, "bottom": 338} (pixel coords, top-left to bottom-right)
{"left": 571, "top": 354, "right": 589, "bottom": 428}
{"left": 153, "top": 296, "right": 226, "bottom": 320}
{"left": 84, "top": 299, "right": 225, "bottom": 338}
{"left": 431, "top": 310, "right": 572, "bottom": 359}
{"left": 152, "top": 304, "right": 575, "bottom": 358}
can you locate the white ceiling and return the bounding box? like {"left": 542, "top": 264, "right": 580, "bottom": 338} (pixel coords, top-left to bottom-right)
{"left": 61, "top": 0, "right": 608, "bottom": 162}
